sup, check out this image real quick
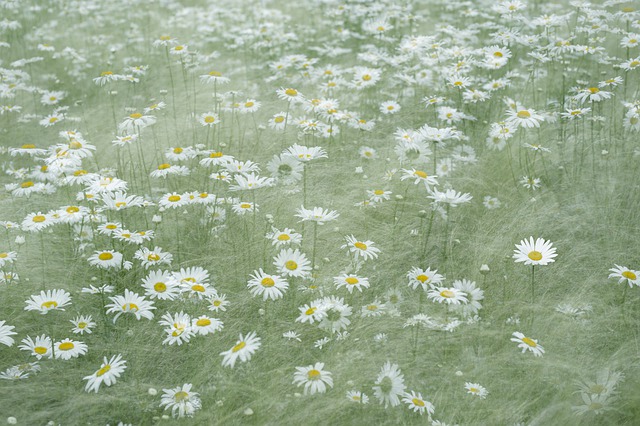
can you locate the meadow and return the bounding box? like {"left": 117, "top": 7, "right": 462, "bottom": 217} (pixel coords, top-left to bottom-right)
{"left": 1, "top": 0, "right": 640, "bottom": 424}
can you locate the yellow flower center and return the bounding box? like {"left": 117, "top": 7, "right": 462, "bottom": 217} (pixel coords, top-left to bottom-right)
{"left": 99, "top": 252, "right": 113, "bottom": 261}
{"left": 154, "top": 282, "right": 167, "bottom": 292}
{"left": 213, "top": 300, "right": 221, "bottom": 307}
{"left": 96, "top": 365, "right": 111, "bottom": 376}
{"left": 285, "top": 260, "right": 298, "bottom": 270}
{"left": 174, "top": 45, "right": 184, "bottom": 51}
{"left": 494, "top": 51, "right": 503, "bottom": 57}
{"left": 147, "top": 254, "right": 161, "bottom": 262}
{"left": 69, "top": 140, "right": 82, "bottom": 149}
{"left": 168, "top": 195, "right": 181, "bottom": 202}
{"left": 588, "top": 87, "right": 599, "bottom": 94}
{"left": 123, "top": 303, "right": 139, "bottom": 312}
{"left": 192, "top": 284, "right": 206, "bottom": 293}
{"left": 630, "top": 60, "right": 640, "bottom": 68}
{"left": 106, "top": 224, "right": 117, "bottom": 230}
{"left": 196, "top": 318, "right": 212, "bottom": 327}
{"left": 204, "top": 115, "right": 216, "bottom": 124}
{"left": 416, "top": 274, "right": 429, "bottom": 283}
{"left": 41, "top": 300, "right": 58, "bottom": 309}
{"left": 345, "top": 277, "right": 359, "bottom": 285}
{"left": 34, "top": 346, "right": 48, "bottom": 355}
{"left": 522, "top": 337, "right": 537, "bottom": 347}
{"left": 517, "top": 110, "right": 531, "bottom": 119}
{"left": 245, "top": 101, "right": 254, "bottom": 107}
{"left": 115, "top": 202, "right": 126, "bottom": 208}
{"left": 174, "top": 391, "right": 189, "bottom": 401}
{"left": 66, "top": 206, "right": 79, "bottom": 213}
{"left": 58, "top": 342, "right": 74, "bottom": 351}
{"left": 285, "top": 88, "right": 298, "bottom": 96}
{"left": 374, "top": 190, "right": 385, "bottom": 195}
{"left": 412, "top": 398, "right": 425, "bottom": 407}
{"left": 21, "top": 144, "right": 36, "bottom": 149}
{"left": 0, "top": 253, "right": 6, "bottom": 258}
{"left": 49, "top": 117, "right": 58, "bottom": 123}
{"left": 158, "top": 163, "right": 171, "bottom": 170}
{"left": 78, "top": 322, "right": 87, "bottom": 329}
{"left": 240, "top": 203, "right": 252, "bottom": 209}
{"left": 261, "top": 277, "right": 275, "bottom": 287}
{"left": 354, "top": 242, "right": 368, "bottom": 250}
{"left": 308, "top": 369, "right": 321, "bottom": 380}
{"left": 101, "top": 71, "right": 113, "bottom": 76}
{"left": 440, "top": 290, "right": 454, "bottom": 298}
{"left": 305, "top": 307, "right": 316, "bottom": 315}
{"left": 232, "top": 341, "right": 246, "bottom": 352}
{"left": 414, "top": 170, "right": 428, "bottom": 178}
{"left": 21, "top": 181, "right": 34, "bottom": 188}
{"left": 173, "top": 147, "right": 183, "bottom": 154}
{"left": 528, "top": 251, "right": 543, "bottom": 261}
{"left": 622, "top": 270, "right": 637, "bottom": 280}
{"left": 277, "top": 234, "right": 290, "bottom": 241}
{"left": 129, "top": 113, "right": 142, "bottom": 119}
{"left": 274, "top": 116, "right": 285, "bottom": 123}
{"left": 362, "top": 74, "right": 372, "bottom": 81}
{"left": 470, "top": 387, "right": 478, "bottom": 393}
{"left": 208, "top": 71, "right": 222, "bottom": 76}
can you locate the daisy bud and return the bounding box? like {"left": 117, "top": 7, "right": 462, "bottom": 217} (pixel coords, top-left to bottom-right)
{"left": 90, "top": 276, "right": 98, "bottom": 281}
{"left": 355, "top": 167, "right": 363, "bottom": 174}
{"left": 109, "top": 91, "right": 118, "bottom": 96}
{"left": 14, "top": 235, "right": 25, "bottom": 245}
{"left": 148, "top": 388, "right": 158, "bottom": 396}
{"left": 395, "top": 195, "right": 403, "bottom": 200}
{"left": 161, "top": 415, "right": 170, "bottom": 420}
{"left": 258, "top": 308, "right": 265, "bottom": 316}
{"left": 455, "top": 371, "right": 463, "bottom": 376}
{"left": 601, "top": 150, "right": 608, "bottom": 156}
{"left": 243, "top": 408, "right": 254, "bottom": 416}
{"left": 265, "top": 214, "right": 274, "bottom": 224}
{"left": 126, "top": 330, "right": 134, "bottom": 337}
{"left": 323, "top": 258, "right": 330, "bottom": 263}
{"left": 160, "top": 89, "right": 168, "bottom": 95}
{"left": 219, "top": 142, "right": 227, "bottom": 148}
{"left": 7, "top": 417, "right": 17, "bottom": 425}
{"left": 480, "top": 264, "right": 490, "bottom": 275}
{"left": 152, "top": 215, "right": 162, "bottom": 223}
{"left": 216, "top": 400, "right": 224, "bottom": 407}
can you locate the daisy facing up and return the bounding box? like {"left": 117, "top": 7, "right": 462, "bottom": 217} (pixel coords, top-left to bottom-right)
{"left": 372, "top": 362, "right": 406, "bottom": 408}
{"left": 83, "top": 354, "right": 127, "bottom": 393}
{"left": 247, "top": 269, "right": 289, "bottom": 301}
{"left": 513, "top": 237, "right": 557, "bottom": 266}
{"left": 273, "top": 248, "right": 312, "bottom": 278}
{"left": 341, "top": 235, "right": 381, "bottom": 261}
{"left": 54, "top": 338, "right": 88, "bottom": 360}
{"left": 293, "top": 363, "right": 334, "bottom": 395}
{"left": 407, "top": 267, "right": 444, "bottom": 291}
{"left": 333, "top": 274, "right": 370, "bottom": 293}
{"left": 24, "top": 289, "right": 72, "bottom": 314}
{"left": 511, "top": 331, "right": 545, "bottom": 357}
{"left": 160, "top": 384, "right": 202, "bottom": 419}
{"left": 220, "top": 332, "right": 261, "bottom": 368}
{"left": 402, "top": 391, "right": 435, "bottom": 416}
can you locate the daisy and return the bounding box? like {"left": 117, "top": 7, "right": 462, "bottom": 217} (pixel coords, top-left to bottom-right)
{"left": 513, "top": 237, "right": 557, "bottom": 266}
{"left": 407, "top": 267, "right": 444, "bottom": 291}
{"left": 231, "top": 201, "right": 258, "bottom": 216}
{"left": 608, "top": 264, "right": 639, "bottom": 287}
{"left": 19, "top": 335, "right": 52, "bottom": 360}
{"left": 505, "top": 107, "right": 544, "bottom": 128}
{"left": 134, "top": 246, "right": 173, "bottom": 269}
{"left": 158, "top": 192, "right": 187, "bottom": 209}
{"left": 318, "top": 296, "right": 352, "bottom": 334}
{"left": 118, "top": 112, "right": 156, "bottom": 134}
{"left": 273, "top": 248, "right": 312, "bottom": 278}
{"left": 54, "top": 338, "right": 88, "bottom": 360}
{"left": 247, "top": 269, "right": 289, "bottom": 301}
{"left": 24, "top": 289, "right": 72, "bottom": 314}
{"left": 295, "top": 206, "right": 340, "bottom": 224}
{"left": 334, "top": 274, "right": 370, "bottom": 293}
{"left": 207, "top": 293, "right": 230, "bottom": 312}
{"left": 574, "top": 87, "right": 613, "bottom": 104}
{"left": 160, "top": 384, "right": 202, "bottom": 419}
{"left": 0, "top": 320, "right": 16, "bottom": 347}
{"left": 198, "top": 112, "right": 220, "bottom": 127}
{"left": 452, "top": 279, "right": 483, "bottom": 316}
{"left": 372, "top": 362, "right": 406, "bottom": 408}
{"left": 220, "top": 332, "right": 261, "bottom": 368}
{"left": 142, "top": 270, "right": 179, "bottom": 300}
{"left": 88, "top": 250, "right": 131, "bottom": 270}
{"left": 347, "top": 391, "right": 369, "bottom": 404}
{"left": 83, "top": 354, "right": 127, "bottom": 393}
{"left": 267, "top": 154, "right": 304, "bottom": 184}
{"left": 402, "top": 391, "right": 435, "bottom": 415}
{"left": 295, "top": 302, "right": 327, "bottom": 324}
{"left": 21, "top": 212, "right": 55, "bottom": 232}
{"left": 70, "top": 315, "right": 96, "bottom": 335}
{"left": 428, "top": 189, "right": 473, "bottom": 207}
{"left": 105, "top": 290, "right": 156, "bottom": 323}
{"left": 159, "top": 312, "right": 195, "bottom": 346}
{"left": 199, "top": 151, "right": 234, "bottom": 167}
{"left": 380, "top": 101, "right": 401, "bottom": 115}
{"left": 268, "top": 111, "right": 290, "bottom": 130}
{"left": 0, "top": 251, "right": 17, "bottom": 268}
{"left": 362, "top": 300, "right": 386, "bottom": 317}
{"left": 341, "top": 235, "right": 381, "bottom": 261}
{"left": 427, "top": 287, "right": 468, "bottom": 305}
{"left": 266, "top": 227, "right": 302, "bottom": 247}
{"left": 276, "top": 87, "right": 305, "bottom": 103}
{"left": 465, "top": 382, "right": 489, "bottom": 399}
{"left": 511, "top": 331, "right": 545, "bottom": 357}
{"left": 293, "top": 363, "right": 334, "bottom": 395}
{"left": 367, "top": 189, "right": 392, "bottom": 203}
{"left": 520, "top": 176, "right": 541, "bottom": 190}
{"left": 191, "top": 315, "right": 223, "bottom": 336}
{"left": 400, "top": 168, "right": 439, "bottom": 189}
{"left": 199, "top": 71, "right": 230, "bottom": 84}
{"left": 483, "top": 196, "right": 501, "bottom": 209}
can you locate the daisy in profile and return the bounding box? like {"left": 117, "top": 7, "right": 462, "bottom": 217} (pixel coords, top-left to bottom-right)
{"left": 160, "top": 384, "right": 202, "bottom": 419}
{"left": 427, "top": 287, "right": 468, "bottom": 305}
{"left": 105, "top": 290, "right": 155, "bottom": 323}
{"left": 19, "top": 335, "right": 52, "bottom": 360}
{"left": 511, "top": 331, "right": 545, "bottom": 357}
{"left": 407, "top": 267, "right": 444, "bottom": 291}
{"left": 247, "top": 269, "right": 289, "bottom": 301}
{"left": 273, "top": 248, "right": 312, "bottom": 278}
{"left": 134, "top": 246, "right": 173, "bottom": 269}
{"left": 54, "top": 338, "right": 88, "bottom": 360}
{"left": 83, "top": 354, "right": 127, "bottom": 393}
{"left": 402, "top": 391, "right": 435, "bottom": 415}
{"left": 220, "top": 332, "right": 261, "bottom": 368}
{"left": 24, "top": 289, "right": 72, "bottom": 314}
{"left": 341, "top": 235, "right": 381, "bottom": 261}
{"left": 465, "top": 382, "right": 488, "bottom": 399}
{"left": 513, "top": 237, "right": 557, "bottom": 266}
{"left": 400, "top": 168, "right": 439, "bottom": 189}
{"left": 0, "top": 320, "right": 16, "bottom": 347}
{"left": 293, "top": 363, "right": 334, "bottom": 395}
{"left": 608, "top": 264, "right": 639, "bottom": 287}
{"left": 334, "top": 274, "right": 370, "bottom": 293}
{"left": 266, "top": 227, "right": 302, "bottom": 247}
{"left": 505, "top": 106, "right": 544, "bottom": 128}
{"left": 295, "top": 206, "right": 340, "bottom": 224}
{"left": 372, "top": 362, "right": 406, "bottom": 408}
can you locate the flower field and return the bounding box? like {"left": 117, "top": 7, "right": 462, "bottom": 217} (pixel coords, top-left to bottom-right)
{"left": 1, "top": 0, "right": 640, "bottom": 424}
